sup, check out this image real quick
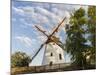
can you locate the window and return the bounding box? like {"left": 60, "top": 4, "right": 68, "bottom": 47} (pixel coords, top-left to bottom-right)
{"left": 50, "top": 53, "right": 53, "bottom": 56}
{"left": 49, "top": 61, "right": 53, "bottom": 66}
{"left": 59, "top": 54, "right": 62, "bottom": 60}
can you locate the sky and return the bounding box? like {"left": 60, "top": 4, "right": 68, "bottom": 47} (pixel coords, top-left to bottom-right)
{"left": 11, "top": 0, "right": 88, "bottom": 66}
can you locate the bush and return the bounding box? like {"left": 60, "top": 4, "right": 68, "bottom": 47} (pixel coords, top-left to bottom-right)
{"left": 11, "top": 51, "right": 31, "bottom": 68}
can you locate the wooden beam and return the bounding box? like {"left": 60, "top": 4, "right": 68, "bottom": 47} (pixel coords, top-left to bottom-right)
{"left": 50, "top": 17, "right": 66, "bottom": 37}
{"left": 35, "top": 25, "right": 48, "bottom": 37}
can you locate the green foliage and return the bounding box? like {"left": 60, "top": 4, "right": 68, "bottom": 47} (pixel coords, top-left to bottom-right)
{"left": 74, "top": 8, "right": 85, "bottom": 19}
{"left": 87, "top": 6, "right": 96, "bottom": 64}
{"left": 11, "top": 51, "right": 31, "bottom": 68}
{"left": 65, "top": 6, "right": 96, "bottom": 68}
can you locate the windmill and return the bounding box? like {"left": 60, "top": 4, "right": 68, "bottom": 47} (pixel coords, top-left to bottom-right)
{"left": 30, "top": 17, "right": 67, "bottom": 66}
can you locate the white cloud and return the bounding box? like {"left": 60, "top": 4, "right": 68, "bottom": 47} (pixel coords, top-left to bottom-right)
{"left": 12, "top": 3, "right": 78, "bottom": 45}
{"left": 22, "top": 6, "right": 34, "bottom": 13}
{"left": 12, "top": 4, "right": 73, "bottom": 47}
{"left": 18, "top": 6, "right": 50, "bottom": 25}
{"left": 32, "top": 12, "right": 49, "bottom": 25}
{"left": 35, "top": 7, "right": 61, "bottom": 22}
{"left": 15, "top": 36, "right": 36, "bottom": 47}
{"left": 13, "top": 6, "right": 50, "bottom": 28}
{"left": 12, "top": 6, "right": 25, "bottom": 16}
{"left": 12, "top": 3, "right": 71, "bottom": 31}
{"left": 33, "top": 7, "right": 70, "bottom": 33}
{"left": 12, "top": 3, "right": 86, "bottom": 30}
{"left": 37, "top": 35, "right": 47, "bottom": 43}
{"left": 19, "top": 18, "right": 32, "bottom": 28}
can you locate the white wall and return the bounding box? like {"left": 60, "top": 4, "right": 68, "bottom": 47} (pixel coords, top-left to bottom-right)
{"left": 42, "top": 43, "right": 65, "bottom": 65}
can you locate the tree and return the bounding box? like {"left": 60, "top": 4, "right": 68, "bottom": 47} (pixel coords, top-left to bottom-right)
{"left": 87, "top": 6, "right": 96, "bottom": 65}
{"left": 65, "top": 7, "right": 96, "bottom": 68}
{"left": 11, "top": 51, "right": 31, "bottom": 68}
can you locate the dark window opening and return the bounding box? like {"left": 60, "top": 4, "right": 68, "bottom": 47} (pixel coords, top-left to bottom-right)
{"left": 59, "top": 54, "right": 62, "bottom": 60}
{"left": 49, "top": 61, "right": 53, "bottom": 66}
{"left": 50, "top": 53, "right": 53, "bottom": 56}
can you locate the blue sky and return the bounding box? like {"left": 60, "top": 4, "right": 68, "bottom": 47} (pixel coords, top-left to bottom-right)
{"left": 11, "top": 0, "right": 88, "bottom": 66}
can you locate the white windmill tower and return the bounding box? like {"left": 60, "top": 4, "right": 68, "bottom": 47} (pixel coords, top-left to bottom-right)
{"left": 30, "top": 17, "right": 67, "bottom": 66}
{"left": 42, "top": 42, "right": 65, "bottom": 65}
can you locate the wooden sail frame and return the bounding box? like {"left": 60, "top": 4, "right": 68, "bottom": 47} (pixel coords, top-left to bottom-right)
{"left": 30, "top": 17, "right": 67, "bottom": 63}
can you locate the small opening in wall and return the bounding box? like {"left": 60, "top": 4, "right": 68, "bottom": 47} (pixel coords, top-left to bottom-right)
{"left": 51, "top": 53, "right": 53, "bottom": 56}
{"left": 49, "top": 61, "right": 53, "bottom": 66}
{"left": 59, "top": 54, "right": 62, "bottom": 60}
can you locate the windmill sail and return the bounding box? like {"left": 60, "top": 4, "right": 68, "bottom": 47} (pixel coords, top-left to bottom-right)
{"left": 30, "top": 17, "right": 66, "bottom": 65}
{"left": 30, "top": 42, "right": 46, "bottom": 63}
